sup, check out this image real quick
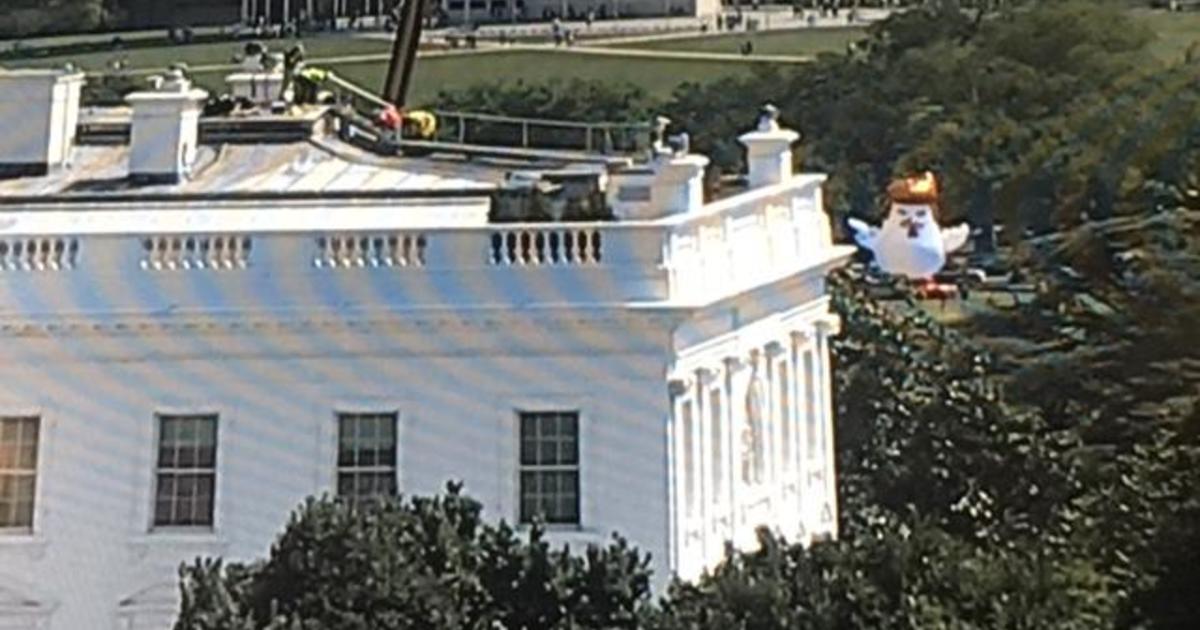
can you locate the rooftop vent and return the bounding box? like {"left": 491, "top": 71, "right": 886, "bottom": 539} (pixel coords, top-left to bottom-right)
{"left": 0, "top": 68, "right": 85, "bottom": 178}
{"left": 125, "top": 69, "right": 209, "bottom": 184}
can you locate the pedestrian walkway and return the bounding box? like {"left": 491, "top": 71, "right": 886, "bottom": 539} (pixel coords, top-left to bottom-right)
{"left": 502, "top": 44, "right": 815, "bottom": 64}
{"left": 352, "top": 8, "right": 894, "bottom": 45}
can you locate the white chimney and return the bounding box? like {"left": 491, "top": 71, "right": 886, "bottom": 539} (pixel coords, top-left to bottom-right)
{"left": 738, "top": 104, "right": 800, "bottom": 188}
{"left": 225, "top": 52, "right": 287, "bottom": 106}
{"left": 0, "top": 68, "right": 85, "bottom": 177}
{"left": 126, "top": 70, "right": 208, "bottom": 184}
{"left": 609, "top": 117, "right": 709, "bottom": 220}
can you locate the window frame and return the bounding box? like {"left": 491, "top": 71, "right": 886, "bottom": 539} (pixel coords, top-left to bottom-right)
{"left": 796, "top": 345, "right": 825, "bottom": 484}
{"left": 775, "top": 357, "right": 794, "bottom": 473}
{"left": 0, "top": 415, "right": 41, "bottom": 534}
{"left": 679, "top": 398, "right": 697, "bottom": 519}
{"left": 515, "top": 409, "right": 582, "bottom": 527}
{"left": 151, "top": 413, "right": 219, "bottom": 530}
{"left": 706, "top": 384, "right": 725, "bottom": 507}
{"left": 334, "top": 410, "right": 400, "bottom": 507}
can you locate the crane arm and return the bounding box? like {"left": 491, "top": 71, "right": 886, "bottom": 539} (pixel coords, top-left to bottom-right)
{"left": 382, "top": 0, "right": 428, "bottom": 109}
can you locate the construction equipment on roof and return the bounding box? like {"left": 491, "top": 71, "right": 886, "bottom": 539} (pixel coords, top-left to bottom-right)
{"left": 379, "top": 0, "right": 439, "bottom": 145}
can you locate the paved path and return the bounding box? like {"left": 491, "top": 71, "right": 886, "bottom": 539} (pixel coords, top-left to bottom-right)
{"left": 109, "top": 39, "right": 812, "bottom": 77}
{"left": 500, "top": 44, "right": 815, "bottom": 63}
{"left": 66, "top": 8, "right": 889, "bottom": 76}
{"left": 354, "top": 8, "right": 894, "bottom": 44}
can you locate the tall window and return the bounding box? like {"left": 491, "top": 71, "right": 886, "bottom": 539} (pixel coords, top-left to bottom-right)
{"left": 337, "top": 412, "right": 398, "bottom": 504}
{"left": 0, "top": 416, "right": 38, "bottom": 531}
{"left": 681, "top": 401, "right": 696, "bottom": 517}
{"left": 803, "top": 350, "right": 820, "bottom": 463}
{"left": 743, "top": 368, "right": 766, "bottom": 485}
{"left": 777, "top": 361, "right": 792, "bottom": 471}
{"left": 519, "top": 411, "right": 579, "bottom": 525}
{"left": 709, "top": 389, "right": 723, "bottom": 502}
{"left": 154, "top": 414, "right": 217, "bottom": 527}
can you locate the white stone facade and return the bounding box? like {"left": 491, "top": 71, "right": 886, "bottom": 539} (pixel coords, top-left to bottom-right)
{"left": 0, "top": 77, "right": 851, "bottom": 629}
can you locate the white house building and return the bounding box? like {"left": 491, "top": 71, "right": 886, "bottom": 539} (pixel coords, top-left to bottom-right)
{"left": 0, "top": 67, "right": 852, "bottom": 630}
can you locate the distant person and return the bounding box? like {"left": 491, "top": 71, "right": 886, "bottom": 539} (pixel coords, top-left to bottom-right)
{"left": 740, "top": 40, "right": 753, "bottom": 55}
{"left": 716, "top": 13, "right": 724, "bottom": 30}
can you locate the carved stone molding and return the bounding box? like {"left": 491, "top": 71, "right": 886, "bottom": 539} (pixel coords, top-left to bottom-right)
{"left": 0, "top": 308, "right": 682, "bottom": 340}
{"left": 790, "top": 328, "right": 814, "bottom": 345}
{"left": 668, "top": 377, "right": 693, "bottom": 398}
{"left": 814, "top": 314, "right": 842, "bottom": 336}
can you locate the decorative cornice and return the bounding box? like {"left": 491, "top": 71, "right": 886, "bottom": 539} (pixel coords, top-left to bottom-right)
{"left": 0, "top": 307, "right": 682, "bottom": 340}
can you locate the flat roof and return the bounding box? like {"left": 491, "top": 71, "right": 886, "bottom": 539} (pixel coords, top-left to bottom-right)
{"left": 0, "top": 103, "right": 608, "bottom": 203}
{"left": 0, "top": 140, "right": 513, "bottom": 199}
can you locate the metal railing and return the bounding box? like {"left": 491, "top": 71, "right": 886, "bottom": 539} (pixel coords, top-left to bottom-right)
{"left": 430, "top": 109, "right": 651, "bottom": 155}
{"left": 323, "top": 72, "right": 651, "bottom": 155}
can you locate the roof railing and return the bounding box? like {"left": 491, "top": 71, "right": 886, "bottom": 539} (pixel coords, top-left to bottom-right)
{"left": 323, "top": 72, "right": 651, "bottom": 156}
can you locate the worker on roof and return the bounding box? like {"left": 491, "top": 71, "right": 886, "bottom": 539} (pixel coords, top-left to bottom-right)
{"left": 293, "top": 65, "right": 329, "bottom": 105}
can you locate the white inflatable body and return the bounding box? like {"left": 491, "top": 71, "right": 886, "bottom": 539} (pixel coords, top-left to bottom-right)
{"left": 848, "top": 202, "right": 970, "bottom": 280}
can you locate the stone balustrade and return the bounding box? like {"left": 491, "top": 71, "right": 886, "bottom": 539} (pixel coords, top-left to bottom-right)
{"left": 0, "top": 173, "right": 841, "bottom": 318}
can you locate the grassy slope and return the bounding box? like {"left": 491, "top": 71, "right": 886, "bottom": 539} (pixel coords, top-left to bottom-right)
{"left": 187, "top": 50, "right": 760, "bottom": 105}
{"left": 1131, "top": 9, "right": 1200, "bottom": 63}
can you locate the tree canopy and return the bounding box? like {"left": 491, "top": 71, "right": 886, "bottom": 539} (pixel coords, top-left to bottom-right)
{"left": 173, "top": 3, "right": 1200, "bottom": 628}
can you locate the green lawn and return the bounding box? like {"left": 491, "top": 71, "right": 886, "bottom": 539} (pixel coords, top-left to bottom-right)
{"left": 188, "top": 50, "right": 767, "bottom": 105}
{"left": 1131, "top": 9, "right": 1200, "bottom": 62}
{"left": 8, "top": 8, "right": 1194, "bottom": 109}
{"left": 603, "top": 26, "right": 868, "bottom": 56}
{"left": 5, "top": 35, "right": 392, "bottom": 72}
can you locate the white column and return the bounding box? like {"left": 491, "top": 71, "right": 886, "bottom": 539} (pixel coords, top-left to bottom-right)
{"left": 765, "top": 340, "right": 786, "bottom": 525}
{"left": 669, "top": 376, "right": 699, "bottom": 579}
{"left": 815, "top": 315, "right": 841, "bottom": 538}
{"left": 696, "top": 367, "right": 721, "bottom": 569}
{"left": 284, "top": 0, "right": 291, "bottom": 23}
{"left": 723, "top": 355, "right": 748, "bottom": 547}
{"left": 667, "top": 378, "right": 682, "bottom": 579}
{"left": 789, "top": 328, "right": 811, "bottom": 542}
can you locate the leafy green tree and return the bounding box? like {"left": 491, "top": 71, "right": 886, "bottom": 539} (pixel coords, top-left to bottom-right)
{"left": 653, "top": 517, "right": 1115, "bottom": 630}
{"left": 0, "top": 0, "right": 108, "bottom": 37}
{"left": 829, "top": 270, "right": 1077, "bottom": 547}
{"left": 175, "top": 483, "right": 653, "bottom": 630}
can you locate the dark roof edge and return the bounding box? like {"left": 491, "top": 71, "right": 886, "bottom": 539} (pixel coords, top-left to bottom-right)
{"left": 0, "top": 187, "right": 496, "bottom": 207}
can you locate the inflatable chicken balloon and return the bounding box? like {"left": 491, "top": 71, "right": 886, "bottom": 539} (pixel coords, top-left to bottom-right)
{"left": 847, "top": 172, "right": 970, "bottom": 280}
